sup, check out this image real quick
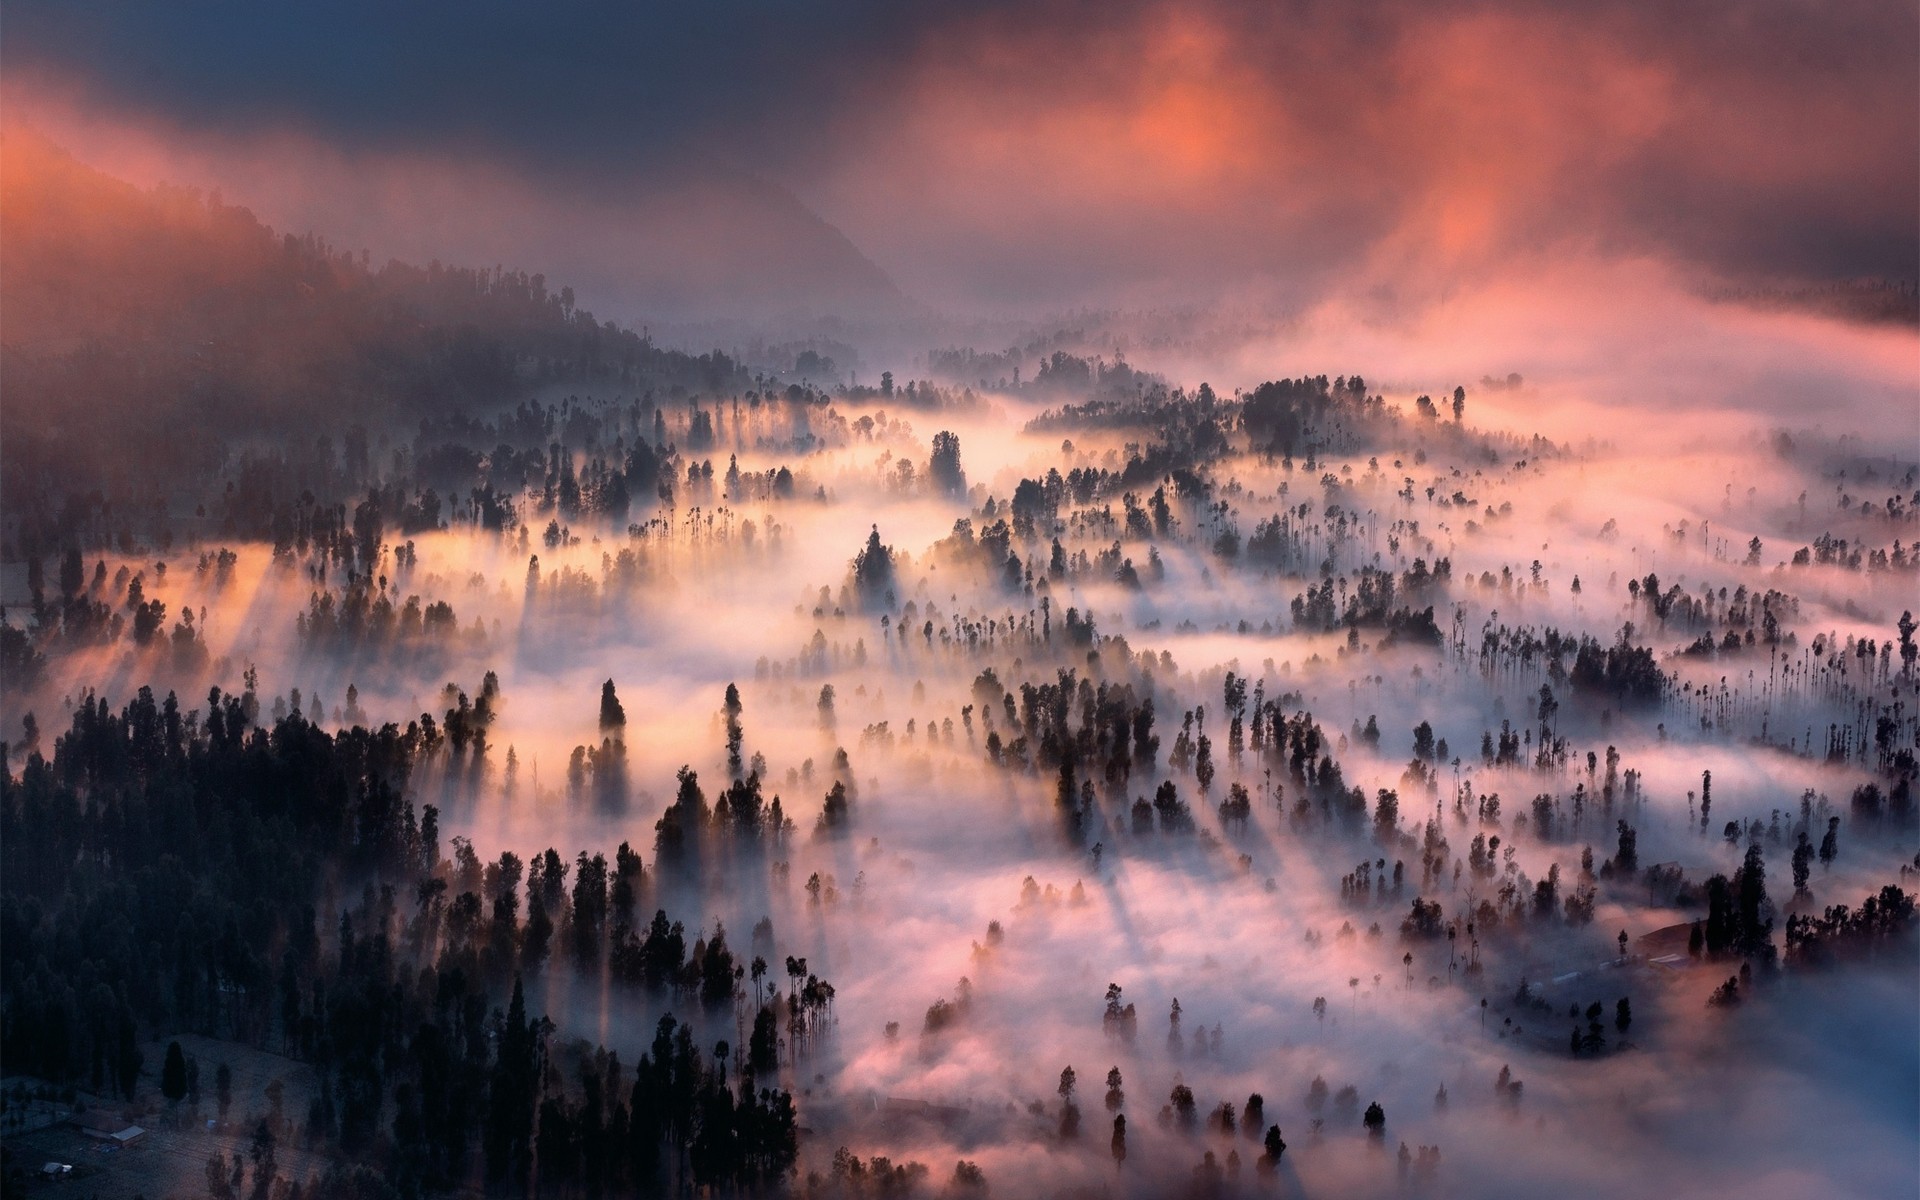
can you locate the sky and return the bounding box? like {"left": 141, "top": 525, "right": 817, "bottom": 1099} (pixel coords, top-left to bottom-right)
{"left": 4, "top": 0, "right": 1916, "bottom": 319}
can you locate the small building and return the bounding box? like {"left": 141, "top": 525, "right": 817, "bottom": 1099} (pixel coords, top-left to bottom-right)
{"left": 41, "top": 1163, "right": 73, "bottom": 1179}
{"left": 69, "top": 1111, "right": 143, "bottom": 1143}
{"left": 1637, "top": 921, "right": 1698, "bottom": 958}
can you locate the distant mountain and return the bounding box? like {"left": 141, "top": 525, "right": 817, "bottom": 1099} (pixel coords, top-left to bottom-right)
{"left": 547, "top": 154, "right": 907, "bottom": 323}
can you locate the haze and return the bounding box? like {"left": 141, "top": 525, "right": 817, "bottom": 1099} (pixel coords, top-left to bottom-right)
{"left": 1, "top": 5, "right": 1915, "bottom": 1200}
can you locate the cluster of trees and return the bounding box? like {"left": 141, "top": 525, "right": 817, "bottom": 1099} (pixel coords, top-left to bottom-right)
{"left": 851, "top": 527, "right": 897, "bottom": 609}
{"left": 5, "top": 552, "right": 212, "bottom": 685}
{"left": 1240, "top": 375, "right": 1389, "bottom": 459}
{"left": 651, "top": 765, "right": 799, "bottom": 866}
{"left": 974, "top": 667, "right": 1158, "bottom": 790}
{"left": 295, "top": 581, "right": 465, "bottom": 654}
{"left": 1290, "top": 564, "right": 1448, "bottom": 645}
{"left": 1690, "top": 844, "right": 1779, "bottom": 964}
{"left": 1566, "top": 997, "right": 1632, "bottom": 1057}
{"left": 1783, "top": 884, "right": 1917, "bottom": 965}
{"left": 0, "top": 681, "right": 816, "bottom": 1194}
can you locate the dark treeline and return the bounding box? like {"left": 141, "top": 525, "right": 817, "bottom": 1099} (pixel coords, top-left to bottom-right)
{"left": 928, "top": 340, "right": 1158, "bottom": 400}
{"left": 0, "top": 683, "right": 808, "bottom": 1196}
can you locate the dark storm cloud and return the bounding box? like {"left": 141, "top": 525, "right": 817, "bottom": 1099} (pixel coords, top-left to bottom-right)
{"left": 2, "top": 0, "right": 915, "bottom": 177}
{"left": 5, "top": 0, "right": 1914, "bottom": 310}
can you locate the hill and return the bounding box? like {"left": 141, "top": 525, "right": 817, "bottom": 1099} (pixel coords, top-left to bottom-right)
{"left": 0, "top": 129, "right": 754, "bottom": 547}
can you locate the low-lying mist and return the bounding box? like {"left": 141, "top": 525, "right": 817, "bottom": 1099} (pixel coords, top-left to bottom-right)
{"left": 7, "top": 339, "right": 1915, "bottom": 1197}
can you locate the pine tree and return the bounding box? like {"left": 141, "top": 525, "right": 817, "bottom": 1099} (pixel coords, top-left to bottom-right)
{"left": 1264, "top": 1124, "right": 1287, "bottom": 1167}
{"left": 599, "top": 680, "right": 627, "bottom": 734}
{"left": 162, "top": 1040, "right": 189, "bottom": 1102}
{"left": 1363, "top": 1101, "right": 1386, "bottom": 1137}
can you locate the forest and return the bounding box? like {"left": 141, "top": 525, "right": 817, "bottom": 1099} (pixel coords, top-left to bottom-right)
{"left": 2, "top": 125, "right": 1917, "bottom": 1200}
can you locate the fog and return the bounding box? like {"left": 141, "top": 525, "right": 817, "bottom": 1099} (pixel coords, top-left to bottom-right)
{"left": 8, "top": 336, "right": 1916, "bottom": 1194}
{"left": 2, "top": 9, "right": 1916, "bottom": 1196}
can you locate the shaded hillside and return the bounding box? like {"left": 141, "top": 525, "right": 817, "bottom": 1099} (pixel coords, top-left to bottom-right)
{"left": 493, "top": 152, "right": 906, "bottom": 323}
{"left": 1707, "top": 279, "right": 1920, "bottom": 327}
{"left": 0, "top": 129, "right": 752, "bottom": 543}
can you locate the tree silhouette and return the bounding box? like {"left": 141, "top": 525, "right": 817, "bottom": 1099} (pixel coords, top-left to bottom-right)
{"left": 852, "top": 526, "right": 896, "bottom": 608}
{"left": 599, "top": 680, "right": 626, "bottom": 734}
{"left": 1262, "top": 1125, "right": 1287, "bottom": 1169}
{"left": 162, "top": 1040, "right": 188, "bottom": 1102}
{"left": 930, "top": 431, "right": 967, "bottom": 498}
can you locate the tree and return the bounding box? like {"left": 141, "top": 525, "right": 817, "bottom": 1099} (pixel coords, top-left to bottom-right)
{"left": 207, "top": 1153, "right": 236, "bottom": 1200}
{"left": 113, "top": 1013, "right": 142, "bottom": 1100}
{"left": 1363, "top": 1101, "right": 1386, "bottom": 1138}
{"left": 1111, "top": 1114, "right": 1127, "bottom": 1168}
{"left": 485, "top": 976, "right": 538, "bottom": 1186}
{"left": 749, "top": 1006, "right": 779, "bottom": 1077}
{"left": 852, "top": 526, "right": 896, "bottom": 607}
{"left": 1058, "top": 1066, "right": 1081, "bottom": 1140}
{"left": 1613, "top": 820, "right": 1638, "bottom": 874}
{"left": 1733, "top": 842, "right": 1774, "bottom": 958}
{"left": 723, "top": 683, "right": 744, "bottom": 778}
{"left": 599, "top": 680, "right": 626, "bottom": 734}
{"left": 59, "top": 546, "right": 83, "bottom": 598}
{"left": 1209, "top": 1101, "right": 1237, "bottom": 1137}
{"left": 929, "top": 431, "right": 966, "bottom": 499}
{"left": 1374, "top": 788, "right": 1399, "bottom": 842}
{"left": 818, "top": 781, "right": 851, "bottom": 834}
{"left": 1171, "top": 1084, "right": 1197, "bottom": 1130}
{"left": 1451, "top": 386, "right": 1466, "bottom": 422}
{"left": 162, "top": 1040, "right": 189, "bottom": 1102}
{"left": 1263, "top": 1124, "right": 1287, "bottom": 1168}
{"left": 216, "top": 1062, "right": 233, "bottom": 1123}
{"left": 249, "top": 1118, "right": 277, "bottom": 1200}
